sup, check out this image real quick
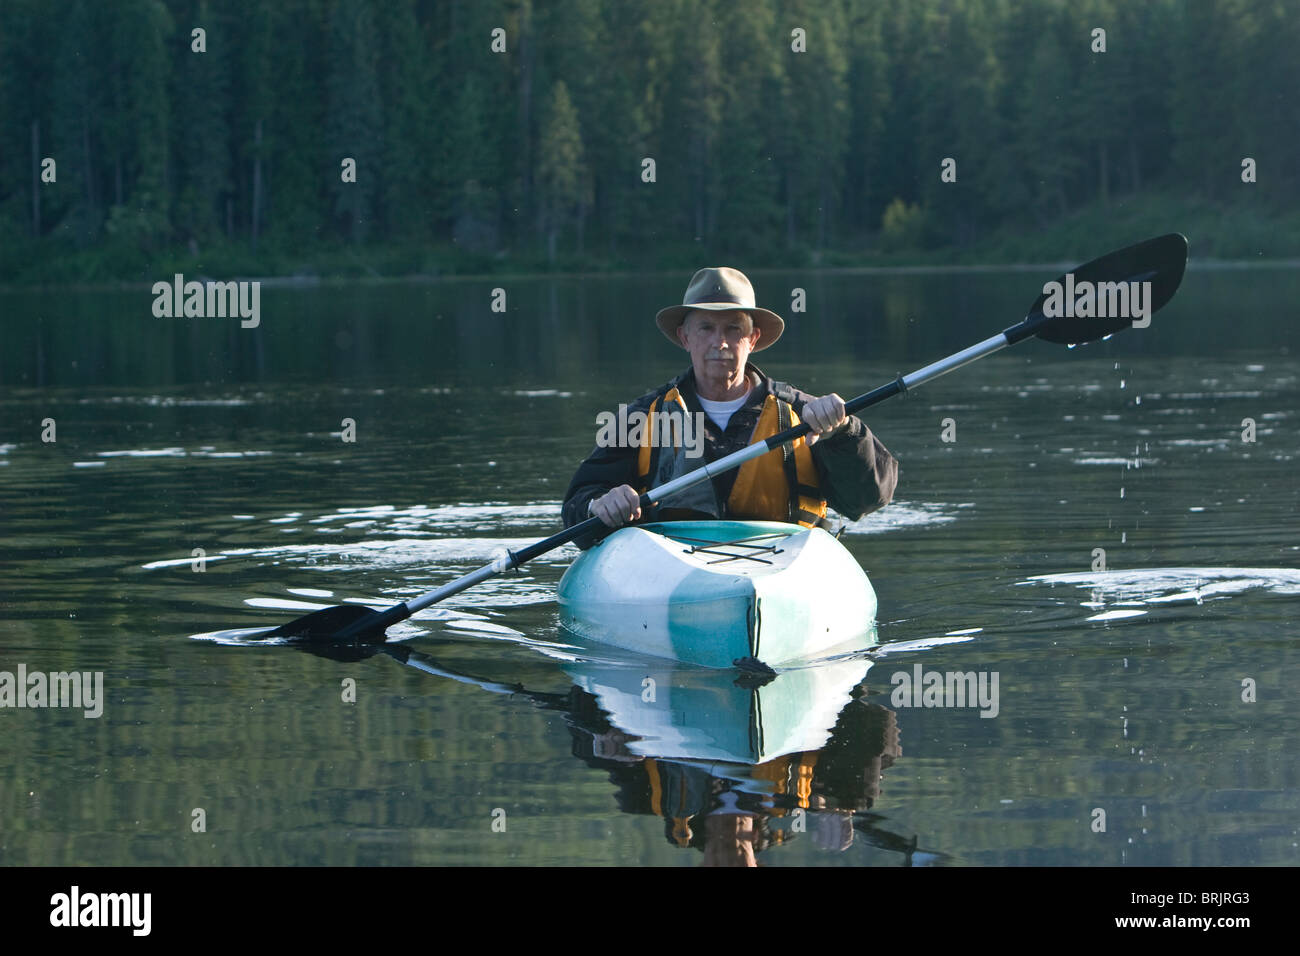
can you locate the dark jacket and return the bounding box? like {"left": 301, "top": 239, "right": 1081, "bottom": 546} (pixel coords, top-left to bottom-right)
{"left": 561, "top": 363, "right": 898, "bottom": 549}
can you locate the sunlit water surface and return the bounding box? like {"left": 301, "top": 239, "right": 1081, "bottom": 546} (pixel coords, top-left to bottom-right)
{"left": 2, "top": 268, "right": 1298, "bottom": 865}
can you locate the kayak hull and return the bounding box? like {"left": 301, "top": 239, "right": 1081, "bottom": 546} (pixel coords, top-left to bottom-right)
{"left": 556, "top": 520, "right": 877, "bottom": 668}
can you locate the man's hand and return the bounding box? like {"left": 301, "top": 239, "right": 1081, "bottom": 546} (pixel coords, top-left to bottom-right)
{"left": 588, "top": 484, "right": 642, "bottom": 528}
{"left": 801, "top": 393, "right": 847, "bottom": 446}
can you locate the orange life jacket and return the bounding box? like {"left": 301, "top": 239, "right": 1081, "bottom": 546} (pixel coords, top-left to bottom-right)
{"left": 635, "top": 383, "right": 830, "bottom": 529}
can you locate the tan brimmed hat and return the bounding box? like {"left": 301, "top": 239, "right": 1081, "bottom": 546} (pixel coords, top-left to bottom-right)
{"left": 655, "top": 267, "right": 784, "bottom": 352}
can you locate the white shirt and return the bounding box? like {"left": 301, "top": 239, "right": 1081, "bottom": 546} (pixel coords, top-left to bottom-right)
{"left": 697, "top": 387, "right": 752, "bottom": 431}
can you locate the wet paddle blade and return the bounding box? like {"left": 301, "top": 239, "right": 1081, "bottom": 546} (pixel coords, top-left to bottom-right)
{"left": 262, "top": 603, "right": 385, "bottom": 642}
{"left": 1027, "top": 233, "right": 1188, "bottom": 345}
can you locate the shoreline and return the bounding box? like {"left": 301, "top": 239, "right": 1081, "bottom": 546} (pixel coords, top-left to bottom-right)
{"left": 2, "top": 254, "right": 1297, "bottom": 295}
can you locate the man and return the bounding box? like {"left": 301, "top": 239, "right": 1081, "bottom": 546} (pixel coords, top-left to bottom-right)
{"left": 562, "top": 267, "right": 897, "bottom": 547}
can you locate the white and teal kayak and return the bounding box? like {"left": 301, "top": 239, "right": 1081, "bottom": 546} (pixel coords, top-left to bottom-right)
{"left": 556, "top": 520, "right": 877, "bottom": 669}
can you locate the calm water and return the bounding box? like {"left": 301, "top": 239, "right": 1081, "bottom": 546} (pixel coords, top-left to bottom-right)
{"left": 2, "top": 265, "right": 1298, "bottom": 866}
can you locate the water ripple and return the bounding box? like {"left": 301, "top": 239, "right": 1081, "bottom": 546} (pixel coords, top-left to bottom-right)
{"left": 1022, "top": 567, "right": 1300, "bottom": 607}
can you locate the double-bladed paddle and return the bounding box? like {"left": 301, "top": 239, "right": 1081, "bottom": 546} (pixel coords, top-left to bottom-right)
{"left": 261, "top": 233, "right": 1188, "bottom": 644}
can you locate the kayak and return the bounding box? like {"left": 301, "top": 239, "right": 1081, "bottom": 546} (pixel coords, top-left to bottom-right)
{"left": 556, "top": 520, "right": 877, "bottom": 669}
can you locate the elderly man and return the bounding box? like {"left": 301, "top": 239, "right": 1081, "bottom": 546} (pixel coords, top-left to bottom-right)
{"left": 562, "top": 267, "right": 897, "bottom": 547}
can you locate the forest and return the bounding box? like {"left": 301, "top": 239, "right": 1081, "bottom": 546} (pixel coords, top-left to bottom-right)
{"left": 1, "top": 0, "right": 1296, "bottom": 282}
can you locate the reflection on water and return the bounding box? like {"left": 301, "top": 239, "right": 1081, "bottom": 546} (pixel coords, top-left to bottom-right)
{"left": 286, "top": 637, "right": 940, "bottom": 867}
{"left": 2, "top": 271, "right": 1299, "bottom": 865}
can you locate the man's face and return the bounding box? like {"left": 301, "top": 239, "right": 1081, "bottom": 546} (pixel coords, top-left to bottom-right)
{"left": 676, "top": 309, "right": 761, "bottom": 385}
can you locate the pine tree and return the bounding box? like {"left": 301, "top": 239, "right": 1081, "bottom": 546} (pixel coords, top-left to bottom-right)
{"left": 50, "top": 0, "right": 108, "bottom": 246}
{"left": 712, "top": 0, "right": 784, "bottom": 255}
{"left": 1169, "top": 0, "right": 1255, "bottom": 201}
{"left": 775, "top": 0, "right": 850, "bottom": 251}
{"left": 263, "top": 0, "right": 329, "bottom": 247}
{"left": 374, "top": 0, "right": 435, "bottom": 241}
{"left": 843, "top": 1, "right": 891, "bottom": 240}
{"left": 171, "top": 0, "right": 231, "bottom": 244}
{"left": 537, "top": 80, "right": 588, "bottom": 262}
{"left": 326, "top": 0, "right": 383, "bottom": 243}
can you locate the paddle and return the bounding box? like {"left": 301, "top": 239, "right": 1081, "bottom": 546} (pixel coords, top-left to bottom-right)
{"left": 263, "top": 233, "right": 1188, "bottom": 644}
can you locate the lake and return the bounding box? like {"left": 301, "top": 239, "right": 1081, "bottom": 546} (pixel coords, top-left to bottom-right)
{"left": 2, "top": 262, "right": 1298, "bottom": 865}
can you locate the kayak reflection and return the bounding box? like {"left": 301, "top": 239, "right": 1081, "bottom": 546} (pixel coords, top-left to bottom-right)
{"left": 296, "top": 635, "right": 947, "bottom": 866}
{"left": 562, "top": 658, "right": 923, "bottom": 865}
{"left": 554, "top": 629, "right": 880, "bottom": 764}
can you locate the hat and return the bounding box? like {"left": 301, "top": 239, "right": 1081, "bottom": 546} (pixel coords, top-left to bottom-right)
{"left": 655, "top": 267, "right": 784, "bottom": 351}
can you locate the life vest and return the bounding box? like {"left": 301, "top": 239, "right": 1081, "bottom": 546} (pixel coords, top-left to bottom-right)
{"left": 634, "top": 382, "right": 830, "bottom": 529}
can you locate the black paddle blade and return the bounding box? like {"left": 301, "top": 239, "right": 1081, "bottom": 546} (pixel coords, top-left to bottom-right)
{"left": 1016, "top": 233, "right": 1188, "bottom": 345}
{"left": 262, "top": 603, "right": 385, "bottom": 642}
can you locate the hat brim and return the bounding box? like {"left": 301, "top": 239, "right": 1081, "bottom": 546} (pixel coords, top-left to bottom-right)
{"left": 655, "top": 303, "right": 785, "bottom": 352}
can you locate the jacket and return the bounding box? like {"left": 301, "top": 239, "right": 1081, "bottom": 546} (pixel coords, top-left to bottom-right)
{"left": 561, "top": 363, "right": 899, "bottom": 549}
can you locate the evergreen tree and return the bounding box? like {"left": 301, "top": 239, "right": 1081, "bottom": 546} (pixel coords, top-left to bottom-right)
{"left": 536, "top": 80, "right": 588, "bottom": 261}
{"left": 375, "top": 0, "right": 435, "bottom": 241}
{"left": 535, "top": 0, "right": 601, "bottom": 252}
{"left": 1012, "top": 17, "right": 1084, "bottom": 226}
{"left": 50, "top": 0, "right": 108, "bottom": 246}
{"left": 660, "top": 0, "right": 724, "bottom": 243}
{"left": 843, "top": 1, "right": 891, "bottom": 240}
{"left": 1169, "top": 0, "right": 1255, "bottom": 200}
{"left": 4, "top": 0, "right": 1297, "bottom": 271}
{"left": 712, "top": 0, "right": 784, "bottom": 254}
{"left": 775, "top": 0, "right": 850, "bottom": 250}
{"left": 592, "top": 0, "right": 670, "bottom": 252}
{"left": 171, "top": 0, "right": 231, "bottom": 244}
{"left": 326, "top": 0, "right": 384, "bottom": 243}
{"left": 102, "top": 0, "right": 173, "bottom": 250}
{"left": 262, "top": 0, "right": 330, "bottom": 247}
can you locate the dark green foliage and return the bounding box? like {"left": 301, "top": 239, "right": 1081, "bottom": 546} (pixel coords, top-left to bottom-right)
{"left": 1, "top": 0, "right": 1296, "bottom": 278}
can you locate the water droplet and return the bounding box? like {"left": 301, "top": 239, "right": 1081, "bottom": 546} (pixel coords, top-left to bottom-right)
{"left": 1120, "top": 487, "right": 1125, "bottom": 498}
{"left": 1121, "top": 532, "right": 1127, "bottom": 543}
{"left": 1135, "top": 396, "right": 1141, "bottom": 405}
{"left": 1120, "top": 379, "right": 1126, "bottom": 389}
